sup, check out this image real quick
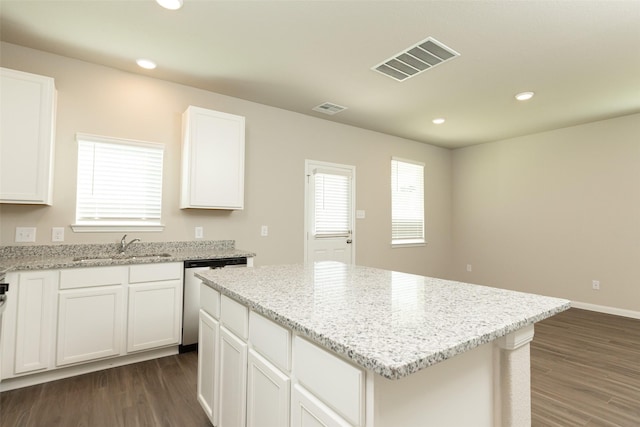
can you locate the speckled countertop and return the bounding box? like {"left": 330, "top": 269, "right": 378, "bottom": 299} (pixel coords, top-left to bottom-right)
{"left": 0, "top": 240, "right": 255, "bottom": 280}
{"left": 197, "top": 262, "right": 570, "bottom": 380}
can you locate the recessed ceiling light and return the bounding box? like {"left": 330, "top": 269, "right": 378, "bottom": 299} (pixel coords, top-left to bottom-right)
{"left": 156, "top": 0, "right": 183, "bottom": 10}
{"left": 136, "top": 59, "right": 157, "bottom": 70}
{"left": 432, "top": 118, "right": 445, "bottom": 124}
{"left": 515, "top": 91, "right": 535, "bottom": 101}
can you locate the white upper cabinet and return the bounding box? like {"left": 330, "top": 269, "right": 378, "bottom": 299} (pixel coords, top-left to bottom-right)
{"left": 180, "top": 106, "right": 245, "bottom": 210}
{"left": 0, "top": 67, "right": 56, "bottom": 205}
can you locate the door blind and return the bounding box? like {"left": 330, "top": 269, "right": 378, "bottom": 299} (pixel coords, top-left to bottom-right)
{"left": 313, "top": 170, "right": 351, "bottom": 237}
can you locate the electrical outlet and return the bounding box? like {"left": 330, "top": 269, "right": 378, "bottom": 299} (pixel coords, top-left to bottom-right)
{"left": 466, "top": 264, "right": 472, "bottom": 272}
{"left": 52, "top": 227, "right": 65, "bottom": 242}
{"left": 261, "top": 225, "right": 268, "bottom": 237}
{"left": 195, "top": 226, "right": 204, "bottom": 239}
{"left": 15, "top": 227, "right": 36, "bottom": 242}
{"left": 592, "top": 280, "right": 600, "bottom": 290}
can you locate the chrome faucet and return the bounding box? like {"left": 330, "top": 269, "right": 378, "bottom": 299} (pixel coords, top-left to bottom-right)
{"left": 120, "top": 234, "right": 141, "bottom": 253}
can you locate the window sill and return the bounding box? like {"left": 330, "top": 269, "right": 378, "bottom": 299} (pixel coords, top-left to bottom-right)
{"left": 391, "top": 240, "right": 427, "bottom": 248}
{"left": 71, "top": 223, "right": 165, "bottom": 233}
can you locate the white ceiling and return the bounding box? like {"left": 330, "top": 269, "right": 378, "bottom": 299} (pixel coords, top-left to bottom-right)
{"left": 1, "top": 0, "right": 639, "bottom": 149}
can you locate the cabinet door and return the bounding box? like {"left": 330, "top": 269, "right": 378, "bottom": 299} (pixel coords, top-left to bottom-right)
{"left": 127, "top": 279, "right": 182, "bottom": 352}
{"left": 2, "top": 271, "right": 57, "bottom": 377}
{"left": 198, "top": 309, "right": 220, "bottom": 426}
{"left": 219, "top": 326, "right": 248, "bottom": 427}
{"left": 57, "top": 287, "right": 124, "bottom": 366}
{"left": 291, "top": 384, "right": 353, "bottom": 427}
{"left": 0, "top": 67, "right": 56, "bottom": 204}
{"left": 181, "top": 106, "right": 245, "bottom": 210}
{"left": 247, "top": 349, "right": 290, "bottom": 427}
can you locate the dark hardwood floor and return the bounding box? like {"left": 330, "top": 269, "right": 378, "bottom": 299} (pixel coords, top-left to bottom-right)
{"left": 1, "top": 308, "right": 638, "bottom": 427}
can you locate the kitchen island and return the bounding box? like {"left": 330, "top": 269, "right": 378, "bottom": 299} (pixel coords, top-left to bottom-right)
{"left": 196, "top": 262, "right": 570, "bottom": 427}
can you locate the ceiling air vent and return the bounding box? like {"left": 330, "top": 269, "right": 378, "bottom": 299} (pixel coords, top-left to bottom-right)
{"left": 312, "top": 102, "right": 348, "bottom": 115}
{"left": 372, "top": 37, "right": 460, "bottom": 82}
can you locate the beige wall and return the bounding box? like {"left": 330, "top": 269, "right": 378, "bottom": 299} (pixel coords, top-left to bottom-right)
{"left": 0, "top": 42, "right": 452, "bottom": 277}
{"left": 451, "top": 113, "right": 640, "bottom": 312}
{"left": 5, "top": 42, "right": 636, "bottom": 312}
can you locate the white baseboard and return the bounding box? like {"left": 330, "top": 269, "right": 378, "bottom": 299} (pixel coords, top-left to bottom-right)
{"left": 571, "top": 301, "right": 640, "bottom": 320}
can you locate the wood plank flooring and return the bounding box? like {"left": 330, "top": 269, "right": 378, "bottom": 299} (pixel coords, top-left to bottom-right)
{"left": 1, "top": 308, "right": 638, "bottom": 427}
{"left": 531, "top": 308, "right": 640, "bottom": 427}
{"left": 0, "top": 351, "right": 210, "bottom": 427}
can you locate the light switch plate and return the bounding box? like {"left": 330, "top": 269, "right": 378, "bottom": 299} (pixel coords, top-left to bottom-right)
{"left": 195, "top": 226, "right": 204, "bottom": 239}
{"left": 356, "top": 210, "right": 366, "bottom": 219}
{"left": 16, "top": 227, "right": 36, "bottom": 242}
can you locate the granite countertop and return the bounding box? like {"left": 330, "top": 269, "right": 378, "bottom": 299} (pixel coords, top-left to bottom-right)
{"left": 0, "top": 240, "right": 256, "bottom": 278}
{"left": 197, "top": 261, "right": 570, "bottom": 380}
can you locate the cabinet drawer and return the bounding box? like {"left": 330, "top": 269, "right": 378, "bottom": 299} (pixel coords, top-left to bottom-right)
{"left": 249, "top": 311, "right": 291, "bottom": 372}
{"left": 293, "top": 336, "right": 364, "bottom": 426}
{"left": 200, "top": 283, "right": 221, "bottom": 319}
{"left": 60, "top": 266, "right": 126, "bottom": 289}
{"left": 129, "top": 262, "right": 182, "bottom": 283}
{"left": 220, "top": 295, "right": 248, "bottom": 340}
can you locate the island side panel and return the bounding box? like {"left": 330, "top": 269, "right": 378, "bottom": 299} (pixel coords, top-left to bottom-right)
{"left": 367, "top": 341, "right": 495, "bottom": 427}
{"left": 494, "top": 324, "right": 535, "bottom": 427}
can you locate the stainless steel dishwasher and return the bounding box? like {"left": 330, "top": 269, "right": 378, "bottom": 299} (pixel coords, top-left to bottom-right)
{"left": 182, "top": 258, "right": 247, "bottom": 352}
{"left": 0, "top": 281, "right": 9, "bottom": 382}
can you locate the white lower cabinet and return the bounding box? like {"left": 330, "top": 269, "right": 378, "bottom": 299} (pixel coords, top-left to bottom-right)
{"left": 0, "top": 270, "right": 58, "bottom": 379}
{"left": 291, "top": 384, "right": 352, "bottom": 427}
{"left": 247, "top": 349, "right": 290, "bottom": 427}
{"left": 195, "top": 290, "right": 364, "bottom": 427}
{"left": 57, "top": 286, "right": 124, "bottom": 366}
{"left": 219, "top": 326, "right": 248, "bottom": 427}
{"left": 0, "top": 262, "right": 184, "bottom": 389}
{"left": 127, "top": 281, "right": 182, "bottom": 352}
{"left": 57, "top": 265, "right": 127, "bottom": 367}
{"left": 127, "top": 267, "right": 182, "bottom": 353}
{"left": 198, "top": 309, "right": 220, "bottom": 426}
{"left": 293, "top": 336, "right": 364, "bottom": 426}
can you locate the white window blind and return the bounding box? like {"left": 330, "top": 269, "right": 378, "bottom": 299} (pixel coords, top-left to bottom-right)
{"left": 391, "top": 158, "right": 424, "bottom": 245}
{"left": 75, "top": 134, "right": 164, "bottom": 228}
{"left": 313, "top": 169, "right": 351, "bottom": 237}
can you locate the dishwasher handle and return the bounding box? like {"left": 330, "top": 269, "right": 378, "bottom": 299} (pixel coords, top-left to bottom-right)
{"left": 184, "top": 257, "right": 247, "bottom": 269}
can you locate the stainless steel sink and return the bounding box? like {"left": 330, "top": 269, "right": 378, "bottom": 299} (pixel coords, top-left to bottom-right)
{"left": 73, "top": 253, "right": 172, "bottom": 262}
{"left": 73, "top": 255, "right": 114, "bottom": 262}
{"left": 124, "top": 253, "right": 172, "bottom": 260}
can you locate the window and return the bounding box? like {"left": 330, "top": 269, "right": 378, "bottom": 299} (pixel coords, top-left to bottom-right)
{"left": 72, "top": 133, "right": 164, "bottom": 232}
{"left": 391, "top": 157, "right": 424, "bottom": 246}
{"left": 312, "top": 169, "right": 351, "bottom": 237}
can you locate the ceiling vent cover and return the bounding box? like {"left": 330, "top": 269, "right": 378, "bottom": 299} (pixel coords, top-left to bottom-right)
{"left": 372, "top": 37, "right": 460, "bottom": 82}
{"left": 312, "top": 102, "right": 348, "bottom": 115}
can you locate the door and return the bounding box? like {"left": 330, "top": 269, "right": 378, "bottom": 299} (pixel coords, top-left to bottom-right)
{"left": 219, "top": 326, "right": 248, "bottom": 427}
{"left": 291, "top": 384, "right": 352, "bottom": 427}
{"left": 57, "top": 286, "right": 124, "bottom": 366}
{"left": 11, "top": 271, "right": 57, "bottom": 375}
{"left": 305, "top": 160, "right": 355, "bottom": 264}
{"left": 198, "top": 309, "right": 220, "bottom": 426}
{"left": 247, "top": 349, "right": 290, "bottom": 427}
{"left": 127, "top": 279, "right": 182, "bottom": 352}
